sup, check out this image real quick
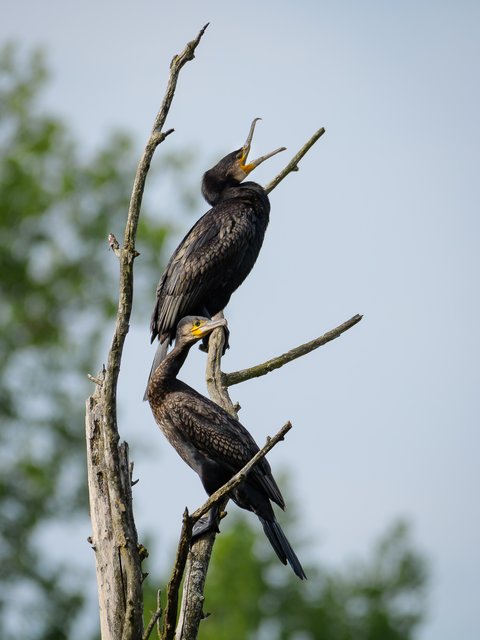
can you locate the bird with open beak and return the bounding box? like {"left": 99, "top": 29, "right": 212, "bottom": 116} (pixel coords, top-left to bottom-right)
{"left": 145, "top": 118, "right": 285, "bottom": 396}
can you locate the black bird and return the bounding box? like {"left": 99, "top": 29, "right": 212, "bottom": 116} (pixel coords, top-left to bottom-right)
{"left": 147, "top": 316, "right": 306, "bottom": 580}
{"left": 146, "top": 119, "right": 285, "bottom": 393}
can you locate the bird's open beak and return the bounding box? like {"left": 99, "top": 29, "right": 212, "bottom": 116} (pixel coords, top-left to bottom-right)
{"left": 240, "top": 118, "right": 286, "bottom": 175}
{"left": 195, "top": 317, "right": 228, "bottom": 337}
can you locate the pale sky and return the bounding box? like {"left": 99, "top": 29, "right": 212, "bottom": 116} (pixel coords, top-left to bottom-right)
{"left": 3, "top": 2, "right": 480, "bottom": 639}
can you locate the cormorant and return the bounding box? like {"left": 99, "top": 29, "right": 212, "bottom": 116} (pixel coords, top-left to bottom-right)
{"left": 147, "top": 316, "right": 306, "bottom": 580}
{"left": 145, "top": 119, "right": 285, "bottom": 394}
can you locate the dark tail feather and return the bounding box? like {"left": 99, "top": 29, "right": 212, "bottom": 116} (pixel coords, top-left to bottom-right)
{"left": 143, "top": 340, "right": 169, "bottom": 401}
{"left": 259, "top": 516, "right": 307, "bottom": 580}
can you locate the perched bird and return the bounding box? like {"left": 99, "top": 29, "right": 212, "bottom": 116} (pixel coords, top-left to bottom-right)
{"left": 145, "top": 119, "right": 285, "bottom": 395}
{"left": 147, "top": 316, "right": 306, "bottom": 580}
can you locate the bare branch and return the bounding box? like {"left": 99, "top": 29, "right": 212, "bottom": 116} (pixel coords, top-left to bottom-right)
{"left": 152, "top": 24, "right": 209, "bottom": 134}
{"left": 162, "top": 510, "right": 193, "bottom": 640}
{"left": 224, "top": 314, "right": 363, "bottom": 387}
{"left": 191, "top": 421, "right": 292, "bottom": 524}
{"left": 174, "top": 535, "right": 215, "bottom": 640}
{"left": 86, "top": 403, "right": 144, "bottom": 640}
{"left": 142, "top": 590, "right": 162, "bottom": 640}
{"left": 109, "top": 23, "right": 209, "bottom": 393}
{"left": 264, "top": 126, "right": 326, "bottom": 194}
{"left": 87, "top": 373, "right": 104, "bottom": 386}
{"left": 86, "top": 25, "right": 207, "bottom": 640}
{"left": 108, "top": 233, "right": 121, "bottom": 257}
{"left": 204, "top": 312, "right": 237, "bottom": 410}
{"left": 156, "top": 589, "right": 162, "bottom": 640}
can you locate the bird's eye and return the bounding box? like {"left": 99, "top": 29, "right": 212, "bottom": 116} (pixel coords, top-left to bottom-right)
{"left": 236, "top": 151, "right": 243, "bottom": 160}
{"left": 194, "top": 320, "right": 201, "bottom": 327}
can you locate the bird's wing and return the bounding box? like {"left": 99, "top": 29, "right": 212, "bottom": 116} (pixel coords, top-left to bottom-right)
{"left": 172, "top": 391, "right": 284, "bottom": 506}
{"left": 152, "top": 201, "right": 257, "bottom": 339}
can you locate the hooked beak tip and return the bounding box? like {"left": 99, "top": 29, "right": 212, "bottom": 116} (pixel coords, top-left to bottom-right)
{"left": 244, "top": 117, "right": 262, "bottom": 151}
{"left": 240, "top": 119, "right": 284, "bottom": 174}
{"left": 202, "top": 318, "right": 227, "bottom": 334}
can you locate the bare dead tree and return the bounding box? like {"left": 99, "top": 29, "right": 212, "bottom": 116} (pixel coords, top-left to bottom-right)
{"left": 85, "top": 25, "right": 208, "bottom": 640}
{"left": 85, "top": 23, "right": 362, "bottom": 640}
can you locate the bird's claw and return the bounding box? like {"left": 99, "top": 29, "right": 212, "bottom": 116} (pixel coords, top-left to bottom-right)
{"left": 191, "top": 506, "right": 222, "bottom": 540}
{"left": 198, "top": 325, "right": 230, "bottom": 354}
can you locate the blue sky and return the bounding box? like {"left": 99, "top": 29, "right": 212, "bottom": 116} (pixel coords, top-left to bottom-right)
{"left": 3, "top": 2, "right": 480, "bottom": 638}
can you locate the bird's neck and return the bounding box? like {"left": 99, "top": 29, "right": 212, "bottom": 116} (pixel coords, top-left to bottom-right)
{"left": 150, "top": 341, "right": 191, "bottom": 393}
{"left": 201, "top": 170, "right": 239, "bottom": 205}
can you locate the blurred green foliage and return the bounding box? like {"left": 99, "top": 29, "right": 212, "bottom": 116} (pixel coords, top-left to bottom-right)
{"left": 144, "top": 516, "right": 427, "bottom": 640}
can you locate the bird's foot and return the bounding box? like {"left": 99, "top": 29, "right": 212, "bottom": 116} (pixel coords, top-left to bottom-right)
{"left": 198, "top": 325, "right": 230, "bottom": 354}
{"left": 222, "top": 325, "right": 230, "bottom": 354}
{"left": 191, "top": 506, "right": 223, "bottom": 540}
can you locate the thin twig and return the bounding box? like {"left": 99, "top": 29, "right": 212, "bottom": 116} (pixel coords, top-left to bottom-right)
{"left": 156, "top": 589, "right": 162, "bottom": 639}
{"left": 108, "top": 233, "right": 121, "bottom": 257}
{"left": 87, "top": 373, "right": 104, "bottom": 386}
{"left": 153, "top": 24, "right": 209, "bottom": 135}
{"left": 264, "top": 127, "right": 326, "bottom": 194}
{"left": 191, "top": 421, "right": 292, "bottom": 523}
{"left": 223, "top": 314, "right": 362, "bottom": 387}
{"left": 143, "top": 590, "right": 163, "bottom": 640}
{"left": 162, "top": 510, "right": 193, "bottom": 640}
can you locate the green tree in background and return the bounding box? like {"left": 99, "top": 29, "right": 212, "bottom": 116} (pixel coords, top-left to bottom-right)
{"left": 0, "top": 44, "right": 196, "bottom": 639}
{"left": 1, "top": 44, "right": 429, "bottom": 640}
{"left": 144, "top": 516, "right": 427, "bottom": 640}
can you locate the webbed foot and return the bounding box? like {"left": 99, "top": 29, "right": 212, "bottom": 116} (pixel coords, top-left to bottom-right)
{"left": 192, "top": 505, "right": 224, "bottom": 539}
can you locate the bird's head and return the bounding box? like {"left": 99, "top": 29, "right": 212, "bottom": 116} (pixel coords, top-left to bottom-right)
{"left": 175, "top": 316, "right": 227, "bottom": 346}
{"left": 229, "top": 117, "right": 286, "bottom": 182}
{"left": 202, "top": 119, "right": 285, "bottom": 203}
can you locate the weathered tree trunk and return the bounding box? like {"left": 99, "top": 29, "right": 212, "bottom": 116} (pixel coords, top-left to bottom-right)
{"left": 86, "top": 387, "right": 144, "bottom": 640}
{"left": 85, "top": 25, "right": 208, "bottom": 640}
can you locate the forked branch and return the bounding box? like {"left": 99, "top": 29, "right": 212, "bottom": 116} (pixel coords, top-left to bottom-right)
{"left": 191, "top": 421, "right": 292, "bottom": 523}
{"left": 224, "top": 314, "right": 363, "bottom": 387}
{"left": 85, "top": 24, "right": 208, "bottom": 640}
{"left": 264, "top": 126, "right": 326, "bottom": 194}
